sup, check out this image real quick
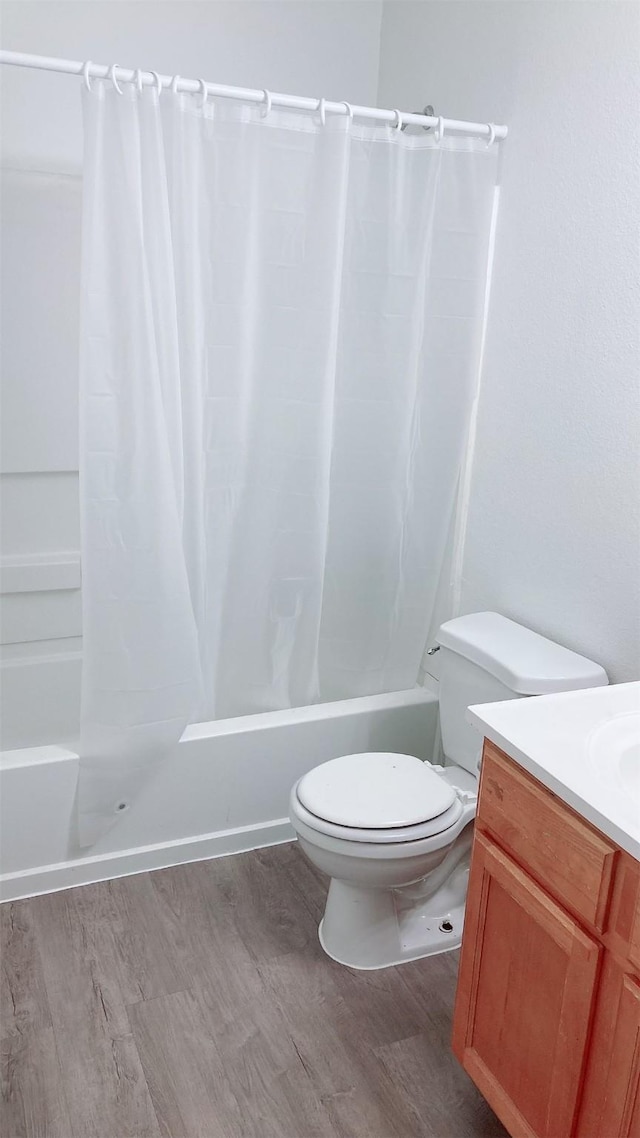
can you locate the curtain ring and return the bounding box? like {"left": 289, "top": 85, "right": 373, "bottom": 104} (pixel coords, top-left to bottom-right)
{"left": 486, "top": 123, "right": 496, "bottom": 148}
{"left": 150, "top": 70, "right": 163, "bottom": 97}
{"left": 317, "top": 97, "right": 326, "bottom": 126}
{"left": 342, "top": 101, "right": 354, "bottom": 121}
{"left": 260, "top": 89, "right": 272, "bottom": 118}
{"left": 133, "top": 68, "right": 143, "bottom": 93}
{"left": 436, "top": 115, "right": 445, "bottom": 142}
{"left": 170, "top": 74, "right": 181, "bottom": 95}
{"left": 197, "top": 78, "right": 208, "bottom": 110}
{"left": 393, "top": 109, "right": 403, "bottom": 132}
{"left": 108, "top": 63, "right": 123, "bottom": 95}
{"left": 82, "top": 61, "right": 93, "bottom": 93}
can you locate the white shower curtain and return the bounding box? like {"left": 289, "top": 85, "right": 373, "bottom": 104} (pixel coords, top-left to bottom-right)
{"left": 78, "top": 80, "right": 498, "bottom": 844}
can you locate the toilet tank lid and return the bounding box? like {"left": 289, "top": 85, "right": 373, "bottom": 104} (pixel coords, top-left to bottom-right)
{"left": 436, "top": 612, "right": 608, "bottom": 695}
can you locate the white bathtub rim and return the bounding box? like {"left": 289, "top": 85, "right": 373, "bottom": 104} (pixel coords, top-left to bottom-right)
{"left": 1, "top": 682, "right": 438, "bottom": 767}
{"left": 0, "top": 816, "right": 295, "bottom": 902}
{"left": 1, "top": 743, "right": 78, "bottom": 769}
{"left": 184, "top": 683, "right": 436, "bottom": 741}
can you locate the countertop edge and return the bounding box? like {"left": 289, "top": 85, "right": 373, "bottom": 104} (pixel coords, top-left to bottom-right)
{"left": 468, "top": 709, "right": 640, "bottom": 862}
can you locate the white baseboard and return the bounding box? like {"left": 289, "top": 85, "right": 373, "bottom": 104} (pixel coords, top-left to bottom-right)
{"left": 0, "top": 817, "right": 296, "bottom": 902}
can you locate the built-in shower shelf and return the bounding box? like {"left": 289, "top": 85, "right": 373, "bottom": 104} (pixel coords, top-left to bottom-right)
{"left": 0, "top": 552, "right": 82, "bottom": 646}
{"left": 0, "top": 550, "right": 80, "bottom": 593}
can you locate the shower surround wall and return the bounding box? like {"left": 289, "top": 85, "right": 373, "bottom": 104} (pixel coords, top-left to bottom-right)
{"left": 0, "top": 0, "right": 383, "bottom": 738}
{"left": 1, "top": 0, "right": 383, "bottom": 698}
{"left": 0, "top": 1, "right": 385, "bottom": 885}
{"left": 378, "top": 0, "right": 640, "bottom": 684}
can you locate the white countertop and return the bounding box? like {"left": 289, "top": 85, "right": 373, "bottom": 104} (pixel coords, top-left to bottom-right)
{"left": 468, "top": 681, "right": 640, "bottom": 860}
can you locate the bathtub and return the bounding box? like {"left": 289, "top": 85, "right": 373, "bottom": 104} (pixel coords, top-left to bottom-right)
{"left": 0, "top": 654, "right": 439, "bottom": 901}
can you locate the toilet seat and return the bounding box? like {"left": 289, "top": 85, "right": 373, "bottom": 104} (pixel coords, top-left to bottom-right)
{"left": 292, "top": 788, "right": 464, "bottom": 844}
{"left": 293, "top": 753, "right": 463, "bottom": 844}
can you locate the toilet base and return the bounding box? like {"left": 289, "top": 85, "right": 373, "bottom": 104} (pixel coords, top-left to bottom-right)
{"left": 318, "top": 857, "right": 469, "bottom": 970}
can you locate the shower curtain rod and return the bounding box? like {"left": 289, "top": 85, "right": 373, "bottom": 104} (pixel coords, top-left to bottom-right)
{"left": 0, "top": 50, "right": 508, "bottom": 140}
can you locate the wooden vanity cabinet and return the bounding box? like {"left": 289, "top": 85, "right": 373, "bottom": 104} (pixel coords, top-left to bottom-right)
{"left": 452, "top": 740, "right": 640, "bottom": 1138}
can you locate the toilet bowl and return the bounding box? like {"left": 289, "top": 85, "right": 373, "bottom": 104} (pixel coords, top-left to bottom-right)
{"left": 290, "top": 754, "right": 477, "bottom": 968}
{"left": 290, "top": 612, "right": 608, "bottom": 971}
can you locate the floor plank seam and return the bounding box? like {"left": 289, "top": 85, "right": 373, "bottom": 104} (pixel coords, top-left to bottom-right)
{"left": 124, "top": 985, "right": 194, "bottom": 1011}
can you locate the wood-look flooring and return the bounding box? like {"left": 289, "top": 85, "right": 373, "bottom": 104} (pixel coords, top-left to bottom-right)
{"left": 1, "top": 842, "right": 507, "bottom": 1138}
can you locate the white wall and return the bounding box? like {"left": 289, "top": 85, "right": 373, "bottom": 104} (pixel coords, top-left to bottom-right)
{"left": 379, "top": 0, "right": 640, "bottom": 683}
{"left": 1, "top": 0, "right": 383, "bottom": 172}
{"left": 0, "top": 0, "right": 383, "bottom": 724}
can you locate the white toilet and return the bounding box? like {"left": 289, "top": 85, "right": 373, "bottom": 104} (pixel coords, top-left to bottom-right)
{"left": 289, "top": 611, "right": 608, "bottom": 970}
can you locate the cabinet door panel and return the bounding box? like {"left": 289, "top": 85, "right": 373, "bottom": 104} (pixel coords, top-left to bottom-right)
{"left": 453, "top": 831, "right": 601, "bottom": 1138}
{"left": 577, "top": 955, "right": 640, "bottom": 1138}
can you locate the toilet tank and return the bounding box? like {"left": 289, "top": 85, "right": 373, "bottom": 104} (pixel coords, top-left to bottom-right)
{"left": 435, "top": 612, "right": 608, "bottom": 774}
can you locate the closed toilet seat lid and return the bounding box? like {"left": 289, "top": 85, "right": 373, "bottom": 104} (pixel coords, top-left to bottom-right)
{"left": 296, "top": 752, "right": 457, "bottom": 829}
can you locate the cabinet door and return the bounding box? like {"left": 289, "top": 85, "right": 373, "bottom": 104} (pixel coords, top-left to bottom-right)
{"left": 577, "top": 954, "right": 640, "bottom": 1137}
{"left": 452, "top": 831, "right": 601, "bottom": 1138}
